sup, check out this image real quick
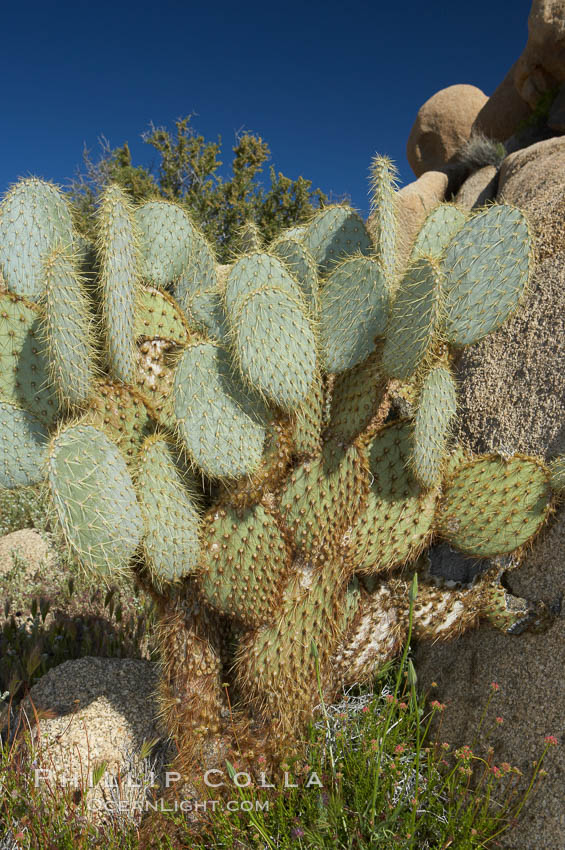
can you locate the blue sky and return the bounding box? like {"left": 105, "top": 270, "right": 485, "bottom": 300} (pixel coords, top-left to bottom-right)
{"left": 3, "top": 1, "right": 532, "bottom": 217}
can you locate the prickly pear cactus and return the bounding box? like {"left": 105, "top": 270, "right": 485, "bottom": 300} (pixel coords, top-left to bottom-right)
{"left": 0, "top": 163, "right": 556, "bottom": 777}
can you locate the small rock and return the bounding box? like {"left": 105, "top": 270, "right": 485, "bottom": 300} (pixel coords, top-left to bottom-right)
{"left": 0, "top": 529, "right": 54, "bottom": 579}
{"left": 455, "top": 165, "right": 499, "bottom": 209}
{"left": 406, "top": 84, "right": 488, "bottom": 177}
{"left": 9, "top": 658, "right": 172, "bottom": 822}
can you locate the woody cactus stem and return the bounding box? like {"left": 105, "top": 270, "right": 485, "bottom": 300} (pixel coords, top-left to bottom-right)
{"left": 0, "top": 162, "right": 556, "bottom": 777}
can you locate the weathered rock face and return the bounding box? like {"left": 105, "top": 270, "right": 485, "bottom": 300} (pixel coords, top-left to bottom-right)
{"left": 472, "top": 63, "right": 534, "bottom": 142}
{"left": 406, "top": 84, "right": 488, "bottom": 177}
{"left": 452, "top": 136, "right": 565, "bottom": 461}
{"left": 415, "top": 132, "right": 565, "bottom": 850}
{"left": 514, "top": 0, "right": 565, "bottom": 107}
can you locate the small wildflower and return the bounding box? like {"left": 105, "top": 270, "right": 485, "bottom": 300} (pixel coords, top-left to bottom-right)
{"left": 398, "top": 702, "right": 408, "bottom": 710}
{"left": 430, "top": 700, "right": 446, "bottom": 712}
{"left": 456, "top": 745, "right": 473, "bottom": 760}
{"left": 257, "top": 754, "right": 266, "bottom": 764}
{"left": 491, "top": 682, "right": 500, "bottom": 692}
{"left": 362, "top": 705, "right": 369, "bottom": 713}
{"left": 471, "top": 829, "right": 477, "bottom": 836}
{"left": 394, "top": 744, "right": 405, "bottom": 754}
{"left": 389, "top": 761, "right": 397, "bottom": 771}
{"left": 544, "top": 735, "right": 558, "bottom": 747}
{"left": 431, "top": 681, "right": 438, "bottom": 687}
{"left": 501, "top": 762, "right": 512, "bottom": 773}
{"left": 496, "top": 716, "right": 504, "bottom": 725}
{"left": 370, "top": 739, "right": 378, "bottom": 751}
{"left": 441, "top": 742, "right": 450, "bottom": 751}
{"left": 539, "top": 769, "right": 548, "bottom": 778}
{"left": 492, "top": 765, "right": 503, "bottom": 778}
{"left": 386, "top": 694, "right": 395, "bottom": 704}
{"left": 291, "top": 826, "right": 305, "bottom": 839}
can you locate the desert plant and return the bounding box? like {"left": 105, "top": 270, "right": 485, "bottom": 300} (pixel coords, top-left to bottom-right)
{"left": 0, "top": 160, "right": 560, "bottom": 784}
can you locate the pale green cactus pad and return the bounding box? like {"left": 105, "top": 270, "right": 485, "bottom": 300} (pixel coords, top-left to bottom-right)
{"left": 41, "top": 246, "right": 96, "bottom": 408}
{"left": 135, "top": 201, "right": 195, "bottom": 288}
{"left": 47, "top": 423, "right": 143, "bottom": 577}
{"left": 411, "top": 204, "right": 467, "bottom": 260}
{"left": 369, "top": 155, "right": 399, "bottom": 285}
{"left": 381, "top": 257, "right": 444, "bottom": 380}
{"left": 97, "top": 185, "right": 141, "bottom": 384}
{"left": 173, "top": 227, "right": 226, "bottom": 340}
{"left": 278, "top": 441, "right": 368, "bottom": 556}
{"left": 442, "top": 204, "right": 532, "bottom": 346}
{"left": 302, "top": 206, "right": 372, "bottom": 276}
{"left": 0, "top": 400, "right": 49, "bottom": 488}
{"left": 270, "top": 235, "right": 319, "bottom": 315}
{"left": 172, "top": 341, "right": 268, "bottom": 479}
{"left": 320, "top": 256, "right": 389, "bottom": 374}
{"left": 229, "top": 286, "right": 317, "bottom": 411}
{"left": 85, "top": 381, "right": 156, "bottom": 463}
{"left": 0, "top": 178, "right": 73, "bottom": 302}
{"left": 0, "top": 290, "right": 59, "bottom": 427}
{"left": 136, "top": 435, "right": 201, "bottom": 584}
{"left": 437, "top": 455, "right": 552, "bottom": 558}
{"left": 291, "top": 367, "right": 324, "bottom": 456}
{"left": 327, "top": 351, "right": 387, "bottom": 444}
{"left": 224, "top": 252, "right": 299, "bottom": 316}
{"left": 411, "top": 363, "right": 457, "bottom": 488}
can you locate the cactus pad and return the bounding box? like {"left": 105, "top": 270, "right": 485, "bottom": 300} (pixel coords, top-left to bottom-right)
{"left": 442, "top": 204, "right": 532, "bottom": 346}
{"left": 135, "top": 201, "right": 195, "bottom": 288}
{"left": 270, "top": 236, "right": 319, "bottom": 315}
{"left": 0, "top": 400, "right": 48, "bottom": 488}
{"left": 0, "top": 290, "right": 59, "bottom": 426}
{"left": 381, "top": 257, "right": 444, "bottom": 380}
{"left": 85, "top": 381, "right": 156, "bottom": 462}
{"left": 437, "top": 455, "right": 552, "bottom": 558}
{"left": 200, "top": 503, "right": 291, "bottom": 628}
{"left": 320, "top": 256, "right": 389, "bottom": 374}
{"left": 47, "top": 423, "right": 143, "bottom": 577}
{"left": 172, "top": 341, "right": 268, "bottom": 479}
{"left": 0, "top": 178, "right": 73, "bottom": 302}
{"left": 350, "top": 422, "right": 438, "bottom": 573}
{"left": 411, "top": 364, "right": 457, "bottom": 488}
{"left": 97, "top": 185, "right": 141, "bottom": 383}
{"left": 173, "top": 229, "right": 227, "bottom": 340}
{"left": 278, "top": 441, "right": 368, "bottom": 556}
{"left": 41, "top": 246, "right": 96, "bottom": 408}
{"left": 229, "top": 286, "right": 316, "bottom": 411}
{"left": 135, "top": 287, "right": 190, "bottom": 345}
{"left": 135, "top": 435, "right": 201, "bottom": 584}
{"left": 302, "top": 206, "right": 372, "bottom": 276}
{"left": 326, "top": 351, "right": 389, "bottom": 444}
{"left": 411, "top": 204, "right": 467, "bottom": 260}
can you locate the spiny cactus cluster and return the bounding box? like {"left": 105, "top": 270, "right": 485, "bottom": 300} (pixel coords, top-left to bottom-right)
{"left": 0, "top": 159, "right": 563, "bottom": 776}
